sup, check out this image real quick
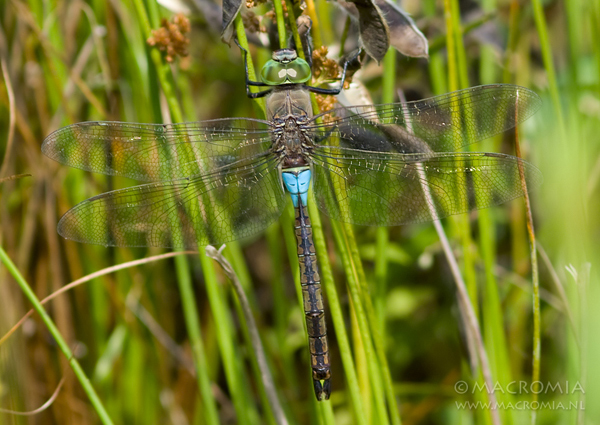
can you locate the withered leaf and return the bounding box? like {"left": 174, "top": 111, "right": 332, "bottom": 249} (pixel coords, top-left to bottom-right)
{"left": 338, "top": 0, "right": 390, "bottom": 63}
{"left": 221, "top": 0, "right": 243, "bottom": 44}
{"left": 377, "top": 0, "right": 428, "bottom": 58}
{"left": 335, "top": 0, "right": 428, "bottom": 61}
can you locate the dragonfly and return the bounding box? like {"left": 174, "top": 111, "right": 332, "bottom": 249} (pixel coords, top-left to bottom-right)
{"left": 42, "top": 47, "right": 541, "bottom": 401}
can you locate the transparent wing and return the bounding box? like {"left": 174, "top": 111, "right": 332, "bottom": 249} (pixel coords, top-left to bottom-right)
{"left": 311, "top": 147, "right": 542, "bottom": 226}
{"left": 57, "top": 154, "right": 286, "bottom": 248}
{"left": 307, "top": 85, "right": 541, "bottom": 153}
{"left": 42, "top": 119, "right": 274, "bottom": 181}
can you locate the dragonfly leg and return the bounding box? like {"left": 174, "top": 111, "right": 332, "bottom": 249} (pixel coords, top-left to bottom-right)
{"left": 234, "top": 38, "right": 273, "bottom": 98}
{"left": 247, "top": 89, "right": 272, "bottom": 99}
{"left": 305, "top": 47, "right": 363, "bottom": 96}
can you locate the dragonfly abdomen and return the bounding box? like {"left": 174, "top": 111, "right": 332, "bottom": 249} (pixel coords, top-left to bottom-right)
{"left": 295, "top": 202, "right": 331, "bottom": 400}
{"left": 282, "top": 167, "right": 331, "bottom": 400}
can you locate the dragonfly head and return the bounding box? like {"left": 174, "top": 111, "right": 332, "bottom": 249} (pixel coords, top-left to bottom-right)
{"left": 272, "top": 49, "right": 298, "bottom": 63}
{"left": 260, "top": 49, "right": 312, "bottom": 86}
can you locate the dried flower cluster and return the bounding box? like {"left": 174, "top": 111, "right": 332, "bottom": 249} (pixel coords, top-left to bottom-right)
{"left": 246, "top": 0, "right": 267, "bottom": 9}
{"left": 265, "top": 10, "right": 275, "bottom": 22}
{"left": 281, "top": 0, "right": 289, "bottom": 14}
{"left": 243, "top": 11, "right": 266, "bottom": 33}
{"left": 147, "top": 14, "right": 190, "bottom": 63}
{"left": 265, "top": 0, "right": 288, "bottom": 22}
{"left": 315, "top": 94, "right": 337, "bottom": 118}
{"left": 311, "top": 46, "right": 339, "bottom": 81}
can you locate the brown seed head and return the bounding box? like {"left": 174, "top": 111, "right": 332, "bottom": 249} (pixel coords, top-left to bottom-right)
{"left": 311, "top": 46, "right": 339, "bottom": 81}
{"left": 243, "top": 11, "right": 266, "bottom": 33}
{"left": 315, "top": 94, "right": 337, "bottom": 120}
{"left": 147, "top": 13, "right": 191, "bottom": 63}
{"left": 246, "top": 0, "right": 267, "bottom": 8}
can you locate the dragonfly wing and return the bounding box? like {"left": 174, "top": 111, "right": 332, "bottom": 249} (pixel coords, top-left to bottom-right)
{"left": 57, "top": 155, "right": 286, "bottom": 248}
{"left": 310, "top": 147, "right": 542, "bottom": 226}
{"left": 42, "top": 119, "right": 274, "bottom": 181}
{"left": 308, "top": 85, "right": 541, "bottom": 153}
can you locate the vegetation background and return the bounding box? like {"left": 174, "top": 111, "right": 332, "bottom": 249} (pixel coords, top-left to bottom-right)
{"left": 0, "top": 0, "right": 598, "bottom": 424}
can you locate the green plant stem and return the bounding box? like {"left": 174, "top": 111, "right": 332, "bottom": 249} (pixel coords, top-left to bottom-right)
{"left": 234, "top": 16, "right": 287, "bottom": 421}
{"left": 447, "top": 0, "right": 478, "bottom": 315}
{"left": 235, "top": 16, "right": 266, "bottom": 114}
{"left": 375, "top": 47, "right": 395, "bottom": 333}
{"left": 443, "top": 0, "right": 458, "bottom": 92}
{"left": 279, "top": 205, "right": 327, "bottom": 422}
{"left": 206, "top": 247, "right": 286, "bottom": 425}
{"left": 308, "top": 196, "right": 368, "bottom": 425}
{"left": 427, "top": 12, "right": 494, "bottom": 54}
{"left": 203, "top": 253, "right": 255, "bottom": 424}
{"left": 132, "top": 0, "right": 183, "bottom": 121}
{"left": 266, "top": 224, "right": 303, "bottom": 399}
{"left": 479, "top": 0, "right": 516, "bottom": 422}
{"left": 173, "top": 255, "right": 220, "bottom": 424}
{"left": 0, "top": 246, "right": 114, "bottom": 425}
{"left": 343, "top": 222, "right": 402, "bottom": 425}
{"left": 272, "top": 0, "right": 287, "bottom": 49}
{"left": 304, "top": 0, "right": 323, "bottom": 47}
{"left": 442, "top": 2, "right": 502, "bottom": 424}
{"left": 479, "top": 0, "right": 497, "bottom": 84}
{"left": 503, "top": 1, "right": 519, "bottom": 84}
{"left": 374, "top": 227, "right": 389, "bottom": 331}
{"left": 529, "top": 222, "right": 541, "bottom": 425}
{"left": 442, "top": 0, "right": 476, "bottom": 314}
{"left": 331, "top": 221, "right": 390, "bottom": 424}
{"left": 590, "top": 1, "right": 600, "bottom": 98}
{"left": 531, "top": 0, "right": 565, "bottom": 135}
{"left": 530, "top": 0, "right": 561, "bottom": 420}
{"left": 514, "top": 118, "right": 541, "bottom": 425}
{"left": 134, "top": 2, "right": 222, "bottom": 423}
{"left": 281, "top": 11, "right": 367, "bottom": 419}
{"left": 285, "top": 0, "right": 304, "bottom": 58}
{"left": 450, "top": 0, "right": 469, "bottom": 89}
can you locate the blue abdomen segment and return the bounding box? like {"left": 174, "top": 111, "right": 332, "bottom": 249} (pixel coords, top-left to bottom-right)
{"left": 282, "top": 167, "right": 312, "bottom": 207}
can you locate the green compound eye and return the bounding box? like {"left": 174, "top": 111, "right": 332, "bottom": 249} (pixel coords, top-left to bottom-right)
{"left": 260, "top": 57, "right": 312, "bottom": 85}
{"left": 286, "top": 58, "right": 311, "bottom": 83}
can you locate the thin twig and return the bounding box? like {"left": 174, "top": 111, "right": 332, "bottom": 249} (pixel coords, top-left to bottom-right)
{"left": 431, "top": 218, "right": 499, "bottom": 416}
{"left": 0, "top": 174, "right": 31, "bottom": 183}
{"left": 512, "top": 89, "right": 541, "bottom": 425}
{"left": 0, "top": 366, "right": 66, "bottom": 415}
{"left": 125, "top": 289, "right": 195, "bottom": 374}
{"left": 0, "top": 343, "right": 84, "bottom": 416}
{"left": 206, "top": 245, "right": 289, "bottom": 425}
{"left": 493, "top": 264, "right": 561, "bottom": 311}
{"left": 537, "top": 243, "right": 578, "bottom": 342}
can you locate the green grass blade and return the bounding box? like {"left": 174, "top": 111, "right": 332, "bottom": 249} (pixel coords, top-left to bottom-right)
{"left": 308, "top": 195, "right": 368, "bottom": 425}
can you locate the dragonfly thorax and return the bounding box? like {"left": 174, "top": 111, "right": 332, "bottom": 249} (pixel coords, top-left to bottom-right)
{"left": 266, "top": 86, "right": 313, "bottom": 122}
{"left": 266, "top": 87, "right": 314, "bottom": 168}
{"left": 278, "top": 117, "right": 310, "bottom": 167}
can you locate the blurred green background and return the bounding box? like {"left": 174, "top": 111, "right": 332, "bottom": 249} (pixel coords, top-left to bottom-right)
{"left": 0, "top": 0, "right": 598, "bottom": 424}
